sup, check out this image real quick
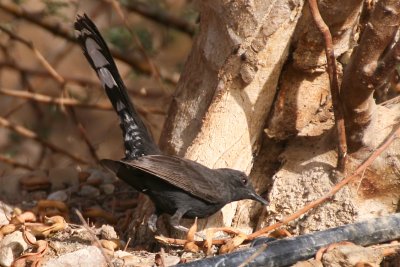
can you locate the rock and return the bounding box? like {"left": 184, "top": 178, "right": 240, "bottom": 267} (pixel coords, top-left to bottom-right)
{"left": 99, "top": 184, "right": 115, "bottom": 195}
{"left": 0, "top": 203, "right": 12, "bottom": 225}
{"left": 100, "top": 225, "right": 118, "bottom": 240}
{"left": 79, "top": 185, "right": 100, "bottom": 197}
{"left": 87, "top": 169, "right": 116, "bottom": 185}
{"left": 43, "top": 246, "right": 107, "bottom": 267}
{"left": 0, "top": 231, "right": 30, "bottom": 267}
{"left": 322, "top": 244, "right": 384, "bottom": 267}
{"left": 113, "top": 250, "right": 155, "bottom": 267}
{"left": 47, "top": 190, "right": 68, "bottom": 202}
{"left": 292, "top": 259, "right": 323, "bottom": 267}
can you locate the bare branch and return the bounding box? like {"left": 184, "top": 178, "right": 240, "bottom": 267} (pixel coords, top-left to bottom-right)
{"left": 0, "top": 61, "right": 99, "bottom": 86}
{"left": 0, "top": 155, "right": 34, "bottom": 170}
{"left": 308, "top": 0, "right": 348, "bottom": 171}
{"left": 0, "top": 88, "right": 112, "bottom": 111}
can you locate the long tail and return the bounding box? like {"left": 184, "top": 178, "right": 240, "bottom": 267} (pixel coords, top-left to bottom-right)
{"left": 74, "top": 14, "right": 160, "bottom": 159}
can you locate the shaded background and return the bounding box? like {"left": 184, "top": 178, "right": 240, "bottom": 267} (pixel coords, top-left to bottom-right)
{"left": 0, "top": 0, "right": 196, "bottom": 173}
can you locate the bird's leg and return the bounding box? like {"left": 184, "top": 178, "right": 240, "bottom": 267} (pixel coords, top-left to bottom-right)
{"left": 170, "top": 208, "right": 189, "bottom": 232}
{"left": 148, "top": 213, "right": 158, "bottom": 232}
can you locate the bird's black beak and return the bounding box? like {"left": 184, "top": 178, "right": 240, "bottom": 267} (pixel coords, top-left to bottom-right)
{"left": 250, "top": 192, "right": 268, "bottom": 205}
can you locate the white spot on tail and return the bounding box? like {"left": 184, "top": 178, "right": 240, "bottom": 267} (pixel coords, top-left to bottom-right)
{"left": 125, "top": 133, "right": 132, "bottom": 141}
{"left": 85, "top": 38, "right": 108, "bottom": 67}
{"left": 127, "top": 124, "right": 138, "bottom": 131}
{"left": 98, "top": 67, "right": 117, "bottom": 88}
{"left": 116, "top": 101, "right": 125, "bottom": 112}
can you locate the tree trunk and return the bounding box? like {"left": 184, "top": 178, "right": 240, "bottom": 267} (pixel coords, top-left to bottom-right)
{"left": 160, "top": 0, "right": 304, "bottom": 233}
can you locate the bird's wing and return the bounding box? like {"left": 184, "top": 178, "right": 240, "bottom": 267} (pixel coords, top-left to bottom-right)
{"left": 121, "top": 155, "right": 227, "bottom": 203}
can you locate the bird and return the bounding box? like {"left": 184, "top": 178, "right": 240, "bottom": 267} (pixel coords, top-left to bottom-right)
{"left": 74, "top": 14, "right": 268, "bottom": 232}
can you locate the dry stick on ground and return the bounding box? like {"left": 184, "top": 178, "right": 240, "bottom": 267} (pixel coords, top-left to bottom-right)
{"left": 75, "top": 209, "right": 113, "bottom": 267}
{"left": 0, "top": 116, "right": 88, "bottom": 164}
{"left": 0, "top": 25, "right": 100, "bottom": 163}
{"left": 308, "top": 0, "right": 347, "bottom": 171}
{"left": 0, "top": 155, "right": 34, "bottom": 171}
{"left": 0, "top": 1, "right": 178, "bottom": 85}
{"left": 123, "top": 0, "right": 196, "bottom": 37}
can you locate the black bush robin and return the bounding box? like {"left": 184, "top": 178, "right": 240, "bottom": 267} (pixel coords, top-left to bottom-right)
{"left": 74, "top": 14, "right": 268, "bottom": 232}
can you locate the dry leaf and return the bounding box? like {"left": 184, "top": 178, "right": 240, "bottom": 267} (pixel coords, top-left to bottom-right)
{"left": 10, "top": 211, "right": 37, "bottom": 225}
{"left": 184, "top": 218, "right": 199, "bottom": 252}
{"left": 83, "top": 207, "right": 117, "bottom": 224}
{"left": 100, "top": 239, "right": 121, "bottom": 251}
{"left": 219, "top": 233, "right": 247, "bottom": 254}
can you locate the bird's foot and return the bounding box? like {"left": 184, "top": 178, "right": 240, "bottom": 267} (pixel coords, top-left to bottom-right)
{"left": 148, "top": 214, "right": 158, "bottom": 232}
{"left": 173, "top": 224, "right": 189, "bottom": 232}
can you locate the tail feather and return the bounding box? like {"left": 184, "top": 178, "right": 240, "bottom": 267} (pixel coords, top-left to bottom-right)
{"left": 74, "top": 14, "right": 160, "bottom": 159}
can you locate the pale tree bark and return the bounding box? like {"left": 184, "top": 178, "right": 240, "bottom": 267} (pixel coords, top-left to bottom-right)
{"left": 160, "top": 0, "right": 304, "bottom": 233}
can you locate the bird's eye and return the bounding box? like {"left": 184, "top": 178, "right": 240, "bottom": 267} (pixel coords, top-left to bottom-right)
{"left": 242, "top": 178, "right": 248, "bottom": 185}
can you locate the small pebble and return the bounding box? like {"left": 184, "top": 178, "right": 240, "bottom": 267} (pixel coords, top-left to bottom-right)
{"left": 79, "top": 185, "right": 100, "bottom": 197}
{"left": 99, "top": 184, "right": 115, "bottom": 195}
{"left": 100, "top": 225, "right": 118, "bottom": 240}
{"left": 87, "top": 169, "right": 116, "bottom": 184}
{"left": 47, "top": 190, "right": 68, "bottom": 202}
{"left": 0, "top": 231, "right": 30, "bottom": 267}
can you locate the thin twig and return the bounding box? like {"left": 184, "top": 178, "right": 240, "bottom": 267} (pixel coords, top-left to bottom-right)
{"left": 75, "top": 209, "right": 113, "bottom": 266}
{"left": 0, "top": 116, "right": 88, "bottom": 164}
{"left": 248, "top": 122, "right": 400, "bottom": 240}
{"left": 123, "top": 0, "right": 196, "bottom": 36}
{"left": 0, "top": 155, "right": 34, "bottom": 170}
{"left": 308, "top": 0, "right": 347, "bottom": 171}
{"left": 0, "top": 25, "right": 64, "bottom": 84}
{"left": 0, "top": 61, "right": 99, "bottom": 86}
{"left": 0, "top": 87, "right": 165, "bottom": 116}
{"left": 0, "top": 88, "right": 112, "bottom": 110}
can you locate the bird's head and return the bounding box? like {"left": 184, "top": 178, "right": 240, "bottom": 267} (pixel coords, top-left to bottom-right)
{"left": 217, "top": 168, "right": 268, "bottom": 205}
